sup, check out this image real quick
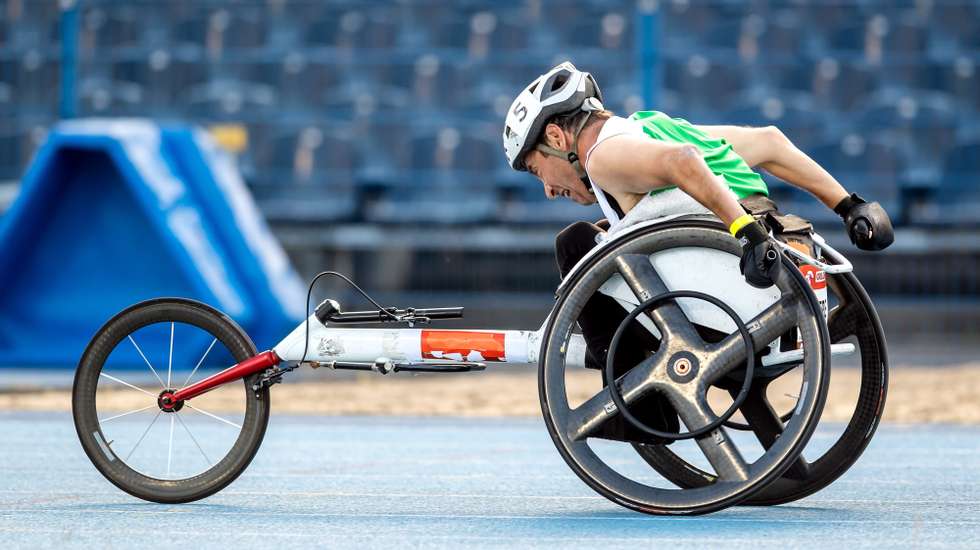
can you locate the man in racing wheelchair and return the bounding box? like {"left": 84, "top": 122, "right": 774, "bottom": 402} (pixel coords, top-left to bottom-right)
{"left": 502, "top": 62, "right": 894, "bottom": 444}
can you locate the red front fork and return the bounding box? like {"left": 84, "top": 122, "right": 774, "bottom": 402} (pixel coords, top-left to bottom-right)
{"left": 172, "top": 350, "right": 281, "bottom": 402}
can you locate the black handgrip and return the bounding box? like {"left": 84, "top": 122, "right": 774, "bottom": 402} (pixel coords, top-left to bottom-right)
{"left": 327, "top": 306, "right": 464, "bottom": 324}
{"left": 413, "top": 307, "right": 464, "bottom": 319}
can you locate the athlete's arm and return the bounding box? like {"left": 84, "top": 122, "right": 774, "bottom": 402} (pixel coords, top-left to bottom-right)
{"left": 696, "top": 124, "right": 849, "bottom": 210}
{"left": 587, "top": 134, "right": 745, "bottom": 225}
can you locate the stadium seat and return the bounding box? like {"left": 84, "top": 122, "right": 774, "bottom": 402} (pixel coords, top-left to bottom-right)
{"left": 812, "top": 60, "right": 880, "bottom": 111}
{"left": 883, "top": 16, "right": 931, "bottom": 59}
{"left": 910, "top": 141, "right": 980, "bottom": 225}
{"left": 758, "top": 11, "right": 806, "bottom": 57}
{"left": 807, "top": 137, "right": 902, "bottom": 213}
{"left": 498, "top": 185, "right": 603, "bottom": 224}
{"left": 564, "top": 11, "right": 631, "bottom": 51}
{"left": 663, "top": 55, "right": 747, "bottom": 113}
{"left": 824, "top": 22, "right": 867, "bottom": 55}
{"left": 6, "top": 53, "right": 60, "bottom": 113}
{"left": 724, "top": 94, "right": 827, "bottom": 149}
{"left": 250, "top": 181, "right": 360, "bottom": 223}
{"left": 944, "top": 57, "right": 980, "bottom": 112}
{"left": 857, "top": 91, "right": 958, "bottom": 165}
{"left": 364, "top": 185, "right": 498, "bottom": 224}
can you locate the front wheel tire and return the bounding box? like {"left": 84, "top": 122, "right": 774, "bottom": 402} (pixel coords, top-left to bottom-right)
{"left": 72, "top": 298, "right": 270, "bottom": 503}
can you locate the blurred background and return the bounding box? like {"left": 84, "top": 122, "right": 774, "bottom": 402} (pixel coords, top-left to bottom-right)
{"left": 0, "top": 0, "right": 978, "bottom": 369}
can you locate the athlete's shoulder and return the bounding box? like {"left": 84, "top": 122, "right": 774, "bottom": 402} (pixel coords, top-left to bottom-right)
{"left": 630, "top": 110, "right": 696, "bottom": 126}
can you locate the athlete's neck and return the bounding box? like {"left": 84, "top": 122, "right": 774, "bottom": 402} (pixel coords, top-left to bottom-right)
{"left": 575, "top": 118, "right": 606, "bottom": 163}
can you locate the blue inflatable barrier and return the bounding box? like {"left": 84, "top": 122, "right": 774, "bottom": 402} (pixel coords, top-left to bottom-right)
{"left": 0, "top": 119, "right": 305, "bottom": 367}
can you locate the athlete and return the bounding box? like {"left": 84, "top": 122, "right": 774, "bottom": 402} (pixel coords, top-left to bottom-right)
{"left": 502, "top": 62, "right": 894, "bottom": 442}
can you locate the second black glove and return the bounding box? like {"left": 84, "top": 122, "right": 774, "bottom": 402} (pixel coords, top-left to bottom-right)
{"left": 834, "top": 193, "right": 894, "bottom": 251}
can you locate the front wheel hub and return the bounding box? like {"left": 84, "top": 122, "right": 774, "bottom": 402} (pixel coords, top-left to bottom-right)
{"left": 157, "top": 389, "right": 184, "bottom": 413}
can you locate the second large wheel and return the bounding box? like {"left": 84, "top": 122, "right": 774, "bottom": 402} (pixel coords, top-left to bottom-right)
{"left": 538, "top": 221, "right": 831, "bottom": 515}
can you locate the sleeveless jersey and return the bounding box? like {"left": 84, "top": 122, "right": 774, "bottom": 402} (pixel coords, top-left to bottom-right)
{"left": 584, "top": 111, "right": 769, "bottom": 225}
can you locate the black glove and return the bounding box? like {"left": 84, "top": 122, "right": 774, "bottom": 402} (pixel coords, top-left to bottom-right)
{"left": 735, "top": 219, "right": 782, "bottom": 288}
{"left": 834, "top": 193, "right": 894, "bottom": 251}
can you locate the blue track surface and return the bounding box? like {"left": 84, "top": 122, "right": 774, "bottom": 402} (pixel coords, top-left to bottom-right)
{"left": 2, "top": 412, "right": 979, "bottom": 549}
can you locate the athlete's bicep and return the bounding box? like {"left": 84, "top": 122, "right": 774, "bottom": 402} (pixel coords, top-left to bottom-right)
{"left": 586, "top": 135, "right": 683, "bottom": 194}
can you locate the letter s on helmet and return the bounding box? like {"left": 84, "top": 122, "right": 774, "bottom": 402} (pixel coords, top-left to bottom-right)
{"left": 502, "top": 62, "right": 603, "bottom": 171}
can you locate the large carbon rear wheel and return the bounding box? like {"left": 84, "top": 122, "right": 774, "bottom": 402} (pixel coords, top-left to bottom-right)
{"left": 538, "top": 221, "right": 830, "bottom": 515}
{"left": 633, "top": 268, "right": 887, "bottom": 505}
{"left": 72, "top": 298, "right": 270, "bottom": 504}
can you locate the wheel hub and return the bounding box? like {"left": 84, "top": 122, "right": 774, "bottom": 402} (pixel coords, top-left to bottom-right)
{"left": 667, "top": 351, "right": 700, "bottom": 383}
{"left": 157, "top": 389, "right": 184, "bottom": 413}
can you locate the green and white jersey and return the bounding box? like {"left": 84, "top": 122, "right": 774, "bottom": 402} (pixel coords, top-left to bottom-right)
{"left": 583, "top": 111, "right": 769, "bottom": 225}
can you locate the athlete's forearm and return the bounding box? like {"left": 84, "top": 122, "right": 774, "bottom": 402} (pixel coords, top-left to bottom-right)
{"left": 668, "top": 145, "right": 745, "bottom": 226}
{"left": 758, "top": 143, "right": 849, "bottom": 210}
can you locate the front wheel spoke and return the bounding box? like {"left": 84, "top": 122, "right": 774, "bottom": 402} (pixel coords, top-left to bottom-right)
{"left": 166, "top": 415, "right": 175, "bottom": 476}
{"left": 124, "top": 410, "right": 162, "bottom": 462}
{"left": 176, "top": 413, "right": 212, "bottom": 467}
{"left": 186, "top": 403, "right": 243, "bottom": 430}
{"left": 180, "top": 338, "right": 218, "bottom": 389}
{"left": 613, "top": 254, "right": 700, "bottom": 343}
{"left": 98, "top": 404, "right": 157, "bottom": 423}
{"left": 99, "top": 372, "right": 157, "bottom": 398}
{"left": 167, "top": 322, "right": 174, "bottom": 387}
{"left": 566, "top": 356, "right": 661, "bottom": 441}
{"left": 702, "top": 294, "right": 799, "bottom": 385}
{"left": 128, "top": 335, "right": 166, "bottom": 389}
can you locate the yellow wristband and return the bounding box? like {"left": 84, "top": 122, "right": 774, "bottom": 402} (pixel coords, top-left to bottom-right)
{"left": 729, "top": 214, "right": 755, "bottom": 237}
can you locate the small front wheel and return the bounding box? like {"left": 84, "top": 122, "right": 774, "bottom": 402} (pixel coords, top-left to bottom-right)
{"left": 72, "top": 298, "right": 270, "bottom": 503}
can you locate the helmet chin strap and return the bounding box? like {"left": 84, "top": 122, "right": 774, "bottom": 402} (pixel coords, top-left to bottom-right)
{"left": 534, "top": 110, "right": 595, "bottom": 185}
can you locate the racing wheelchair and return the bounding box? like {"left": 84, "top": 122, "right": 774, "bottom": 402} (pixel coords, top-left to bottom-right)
{"left": 72, "top": 213, "right": 887, "bottom": 515}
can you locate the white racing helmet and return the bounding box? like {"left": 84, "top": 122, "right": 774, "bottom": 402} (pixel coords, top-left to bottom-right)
{"left": 503, "top": 61, "right": 604, "bottom": 172}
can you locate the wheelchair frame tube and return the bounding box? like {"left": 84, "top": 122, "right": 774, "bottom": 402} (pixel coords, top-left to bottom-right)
{"left": 272, "top": 315, "right": 588, "bottom": 367}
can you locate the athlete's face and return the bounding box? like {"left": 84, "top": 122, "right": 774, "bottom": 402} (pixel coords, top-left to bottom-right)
{"left": 523, "top": 125, "right": 596, "bottom": 206}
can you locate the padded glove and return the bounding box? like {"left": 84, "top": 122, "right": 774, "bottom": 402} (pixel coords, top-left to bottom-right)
{"left": 833, "top": 193, "right": 894, "bottom": 251}
{"left": 731, "top": 216, "right": 782, "bottom": 289}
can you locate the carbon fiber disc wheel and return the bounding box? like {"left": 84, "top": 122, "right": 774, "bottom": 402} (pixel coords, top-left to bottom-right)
{"left": 538, "top": 221, "right": 830, "bottom": 515}
{"left": 633, "top": 269, "right": 887, "bottom": 505}
{"left": 72, "top": 298, "right": 270, "bottom": 504}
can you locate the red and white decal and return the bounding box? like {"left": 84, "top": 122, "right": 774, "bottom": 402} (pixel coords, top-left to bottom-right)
{"left": 798, "top": 265, "right": 827, "bottom": 290}
{"left": 421, "top": 330, "right": 506, "bottom": 362}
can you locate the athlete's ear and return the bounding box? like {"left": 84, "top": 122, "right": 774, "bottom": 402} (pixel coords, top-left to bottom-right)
{"left": 543, "top": 123, "right": 566, "bottom": 150}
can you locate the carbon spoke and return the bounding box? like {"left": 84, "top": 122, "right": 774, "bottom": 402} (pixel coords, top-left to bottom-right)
{"left": 731, "top": 384, "right": 784, "bottom": 449}
{"left": 128, "top": 335, "right": 166, "bottom": 389}
{"left": 186, "top": 403, "right": 243, "bottom": 430}
{"left": 166, "top": 415, "right": 175, "bottom": 476}
{"left": 99, "top": 372, "right": 157, "bottom": 398}
{"left": 828, "top": 302, "right": 859, "bottom": 343}
{"left": 125, "top": 410, "right": 162, "bottom": 462}
{"left": 180, "top": 338, "right": 217, "bottom": 389}
{"left": 702, "top": 293, "right": 799, "bottom": 385}
{"left": 98, "top": 404, "right": 157, "bottom": 423}
{"left": 167, "top": 322, "right": 174, "bottom": 388}
{"left": 782, "top": 454, "right": 813, "bottom": 481}
{"left": 566, "top": 355, "right": 663, "bottom": 441}
{"left": 176, "top": 413, "right": 212, "bottom": 467}
{"left": 672, "top": 397, "right": 750, "bottom": 482}
{"left": 614, "top": 254, "right": 700, "bottom": 342}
